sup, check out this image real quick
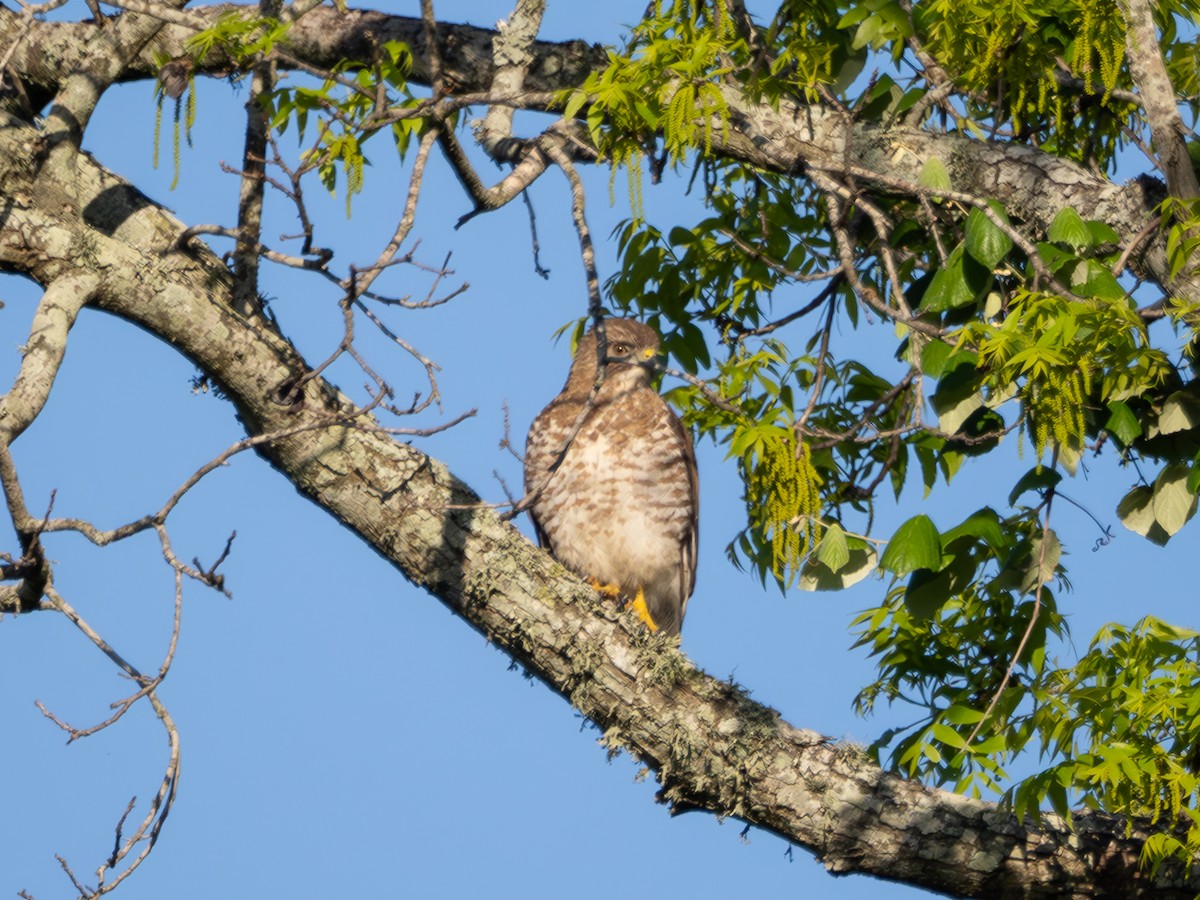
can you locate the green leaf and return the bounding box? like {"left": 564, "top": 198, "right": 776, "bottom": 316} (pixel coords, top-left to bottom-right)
{"left": 1117, "top": 484, "right": 1171, "bottom": 545}
{"left": 1104, "top": 400, "right": 1142, "bottom": 446}
{"left": 668, "top": 226, "right": 695, "bottom": 247}
{"left": 832, "top": 46, "right": 869, "bottom": 94}
{"left": 851, "top": 15, "right": 882, "bottom": 50}
{"left": 931, "top": 723, "right": 968, "bottom": 750}
{"left": 942, "top": 704, "right": 987, "bottom": 726}
{"left": 930, "top": 360, "right": 985, "bottom": 435}
{"left": 880, "top": 514, "right": 943, "bottom": 575}
{"left": 1086, "top": 221, "right": 1120, "bottom": 245}
{"left": 904, "top": 553, "right": 974, "bottom": 619}
{"left": 1021, "top": 530, "right": 1061, "bottom": 593}
{"left": 919, "top": 339, "right": 954, "bottom": 378}
{"left": 945, "top": 407, "right": 1004, "bottom": 456}
{"left": 922, "top": 246, "right": 992, "bottom": 312}
{"left": 940, "top": 507, "right": 1006, "bottom": 550}
{"left": 1008, "top": 467, "right": 1062, "bottom": 506}
{"left": 562, "top": 89, "right": 588, "bottom": 121}
{"left": 1153, "top": 463, "right": 1198, "bottom": 536}
{"left": 816, "top": 523, "right": 851, "bottom": 572}
{"left": 799, "top": 544, "right": 878, "bottom": 591}
{"left": 1158, "top": 391, "right": 1200, "bottom": 435}
{"left": 922, "top": 252, "right": 976, "bottom": 311}
{"left": 1047, "top": 207, "right": 1092, "bottom": 250}
{"left": 918, "top": 157, "right": 951, "bottom": 193}
{"left": 965, "top": 207, "right": 1013, "bottom": 268}
{"left": 1071, "top": 260, "right": 1126, "bottom": 301}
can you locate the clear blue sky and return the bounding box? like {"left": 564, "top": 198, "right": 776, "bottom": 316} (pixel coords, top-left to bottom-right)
{"left": 0, "top": 2, "right": 1194, "bottom": 898}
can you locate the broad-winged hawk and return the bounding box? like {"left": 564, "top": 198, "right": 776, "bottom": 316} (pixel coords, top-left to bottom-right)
{"left": 524, "top": 319, "right": 698, "bottom": 635}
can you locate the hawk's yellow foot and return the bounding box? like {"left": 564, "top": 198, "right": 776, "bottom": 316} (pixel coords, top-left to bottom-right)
{"left": 629, "top": 588, "right": 660, "bottom": 633}
{"left": 589, "top": 578, "right": 624, "bottom": 600}
{"left": 588, "top": 580, "right": 659, "bottom": 632}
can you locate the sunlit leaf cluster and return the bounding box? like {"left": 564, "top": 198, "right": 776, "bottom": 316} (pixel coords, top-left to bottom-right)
{"left": 558, "top": 0, "right": 740, "bottom": 201}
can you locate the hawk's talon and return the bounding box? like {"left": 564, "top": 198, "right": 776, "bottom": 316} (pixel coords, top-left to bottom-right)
{"left": 589, "top": 580, "right": 660, "bottom": 632}
{"left": 629, "top": 588, "right": 660, "bottom": 632}
{"left": 589, "top": 578, "right": 624, "bottom": 600}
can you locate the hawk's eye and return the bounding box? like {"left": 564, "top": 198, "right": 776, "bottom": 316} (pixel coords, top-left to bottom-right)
{"left": 610, "top": 342, "right": 631, "bottom": 356}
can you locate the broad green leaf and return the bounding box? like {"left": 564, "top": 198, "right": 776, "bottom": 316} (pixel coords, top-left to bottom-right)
{"left": 1104, "top": 400, "right": 1142, "bottom": 446}
{"left": 940, "top": 507, "right": 1006, "bottom": 550}
{"left": 816, "top": 523, "right": 851, "bottom": 572}
{"left": 922, "top": 253, "right": 976, "bottom": 311}
{"left": 667, "top": 226, "right": 695, "bottom": 247}
{"left": 837, "top": 6, "right": 870, "bottom": 27}
{"left": 1086, "top": 221, "right": 1120, "bottom": 245}
{"left": 904, "top": 553, "right": 974, "bottom": 619}
{"left": 1158, "top": 391, "right": 1200, "bottom": 435}
{"left": 1021, "top": 530, "right": 1061, "bottom": 593}
{"left": 942, "top": 704, "right": 987, "bottom": 726}
{"left": 983, "top": 291, "right": 1003, "bottom": 319}
{"left": 1036, "top": 241, "right": 1074, "bottom": 273}
{"left": 933, "top": 389, "right": 983, "bottom": 436}
{"left": 1117, "top": 484, "right": 1170, "bottom": 545}
{"left": 880, "top": 514, "right": 942, "bottom": 575}
{"left": 946, "top": 407, "right": 1004, "bottom": 456}
{"left": 1070, "top": 260, "right": 1126, "bottom": 302}
{"left": 919, "top": 339, "right": 954, "bottom": 378}
{"left": 851, "top": 15, "right": 882, "bottom": 50}
{"left": 965, "top": 208, "right": 1013, "bottom": 268}
{"left": 1008, "top": 467, "right": 1062, "bottom": 506}
{"left": 1058, "top": 439, "right": 1082, "bottom": 477}
{"left": 1047, "top": 207, "right": 1092, "bottom": 250}
{"left": 798, "top": 545, "right": 878, "bottom": 591}
{"left": 931, "top": 359, "right": 985, "bottom": 435}
{"left": 931, "top": 723, "right": 968, "bottom": 750}
{"left": 1153, "top": 463, "right": 1198, "bottom": 536}
{"left": 832, "top": 46, "right": 869, "bottom": 94}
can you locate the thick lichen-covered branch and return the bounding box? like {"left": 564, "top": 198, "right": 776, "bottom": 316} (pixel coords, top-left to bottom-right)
{"left": 0, "top": 73, "right": 1196, "bottom": 894}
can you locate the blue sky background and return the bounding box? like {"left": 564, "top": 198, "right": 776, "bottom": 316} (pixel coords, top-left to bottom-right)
{"left": 0, "top": 2, "right": 1195, "bottom": 898}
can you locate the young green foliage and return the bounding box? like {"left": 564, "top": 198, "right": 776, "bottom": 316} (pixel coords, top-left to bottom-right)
{"left": 204, "top": 0, "right": 1200, "bottom": 876}
{"left": 587, "top": 0, "right": 1200, "bottom": 871}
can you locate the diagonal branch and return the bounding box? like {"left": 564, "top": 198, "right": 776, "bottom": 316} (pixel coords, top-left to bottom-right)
{"left": 0, "top": 97, "right": 1195, "bottom": 897}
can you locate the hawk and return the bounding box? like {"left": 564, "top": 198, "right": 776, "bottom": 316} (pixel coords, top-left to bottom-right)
{"left": 524, "top": 318, "right": 698, "bottom": 635}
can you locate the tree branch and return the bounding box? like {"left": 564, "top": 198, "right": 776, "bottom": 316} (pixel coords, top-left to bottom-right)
{"left": 6, "top": 7, "right": 1190, "bottom": 297}
{"left": 0, "top": 80, "right": 1195, "bottom": 897}
{"left": 0, "top": 272, "right": 98, "bottom": 443}
{"left": 1118, "top": 0, "right": 1199, "bottom": 201}
{"left": 231, "top": 0, "right": 281, "bottom": 318}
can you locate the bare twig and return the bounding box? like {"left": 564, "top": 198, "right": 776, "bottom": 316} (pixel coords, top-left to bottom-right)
{"left": 180, "top": 223, "right": 333, "bottom": 270}
{"left": 965, "top": 486, "right": 1057, "bottom": 748}
{"left": 820, "top": 188, "right": 943, "bottom": 337}
{"left": 231, "top": 0, "right": 282, "bottom": 318}
{"left": 544, "top": 141, "right": 602, "bottom": 314}
{"left": 796, "top": 296, "right": 838, "bottom": 431}
{"left": 36, "top": 584, "right": 182, "bottom": 894}
{"left": 344, "top": 128, "right": 438, "bottom": 300}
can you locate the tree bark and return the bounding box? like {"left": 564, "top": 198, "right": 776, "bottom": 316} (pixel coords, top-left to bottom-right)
{"left": 1, "top": 9, "right": 1197, "bottom": 898}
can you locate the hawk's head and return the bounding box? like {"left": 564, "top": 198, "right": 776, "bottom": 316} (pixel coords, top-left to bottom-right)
{"left": 564, "top": 318, "right": 661, "bottom": 396}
